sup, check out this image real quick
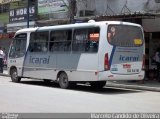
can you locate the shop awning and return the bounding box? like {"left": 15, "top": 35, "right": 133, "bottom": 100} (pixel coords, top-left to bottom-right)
{"left": 95, "top": 12, "right": 155, "bottom": 21}
{"left": 0, "top": 0, "right": 21, "bottom": 4}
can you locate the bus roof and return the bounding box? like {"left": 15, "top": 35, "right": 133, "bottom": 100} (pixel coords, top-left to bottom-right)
{"left": 16, "top": 21, "right": 141, "bottom": 34}
{"left": 16, "top": 27, "right": 38, "bottom": 34}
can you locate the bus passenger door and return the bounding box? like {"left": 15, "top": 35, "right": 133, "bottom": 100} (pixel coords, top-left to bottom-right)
{"left": 22, "top": 31, "right": 57, "bottom": 80}
{"left": 8, "top": 33, "right": 27, "bottom": 77}
{"left": 23, "top": 52, "right": 57, "bottom": 80}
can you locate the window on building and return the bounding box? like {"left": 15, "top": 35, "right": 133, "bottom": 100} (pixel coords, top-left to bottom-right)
{"left": 0, "top": 4, "right": 10, "bottom": 13}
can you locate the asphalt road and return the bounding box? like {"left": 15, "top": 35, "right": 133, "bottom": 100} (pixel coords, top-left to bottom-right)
{"left": 0, "top": 76, "right": 160, "bottom": 113}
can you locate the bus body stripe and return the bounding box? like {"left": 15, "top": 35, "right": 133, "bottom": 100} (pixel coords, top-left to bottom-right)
{"left": 109, "top": 46, "right": 116, "bottom": 66}
{"left": 21, "top": 44, "right": 29, "bottom": 76}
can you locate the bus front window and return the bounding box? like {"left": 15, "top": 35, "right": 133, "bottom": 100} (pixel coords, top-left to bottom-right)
{"left": 9, "top": 34, "right": 27, "bottom": 58}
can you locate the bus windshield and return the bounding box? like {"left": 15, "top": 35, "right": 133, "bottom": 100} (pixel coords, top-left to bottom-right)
{"left": 107, "top": 25, "right": 143, "bottom": 47}
{"left": 9, "top": 34, "right": 27, "bottom": 58}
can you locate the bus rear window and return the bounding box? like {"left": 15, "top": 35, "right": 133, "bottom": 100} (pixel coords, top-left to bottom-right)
{"left": 107, "top": 25, "right": 143, "bottom": 47}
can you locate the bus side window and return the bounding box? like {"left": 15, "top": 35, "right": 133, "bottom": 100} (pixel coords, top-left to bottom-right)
{"left": 86, "top": 41, "right": 99, "bottom": 52}
{"left": 64, "top": 30, "right": 72, "bottom": 51}
{"left": 50, "top": 35, "right": 55, "bottom": 51}
{"left": 49, "top": 30, "right": 72, "bottom": 52}
{"left": 29, "top": 43, "right": 34, "bottom": 52}
{"left": 29, "top": 43, "right": 41, "bottom": 52}
{"left": 73, "top": 29, "right": 87, "bottom": 52}
{"left": 29, "top": 31, "right": 48, "bottom": 52}
{"left": 73, "top": 27, "right": 99, "bottom": 53}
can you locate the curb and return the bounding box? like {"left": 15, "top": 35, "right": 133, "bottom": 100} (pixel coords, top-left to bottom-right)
{"left": 0, "top": 73, "right": 10, "bottom": 77}
{"left": 106, "top": 83, "right": 160, "bottom": 92}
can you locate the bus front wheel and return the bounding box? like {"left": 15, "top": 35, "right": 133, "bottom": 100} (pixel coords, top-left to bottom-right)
{"left": 10, "top": 68, "right": 21, "bottom": 83}
{"left": 58, "top": 72, "right": 70, "bottom": 89}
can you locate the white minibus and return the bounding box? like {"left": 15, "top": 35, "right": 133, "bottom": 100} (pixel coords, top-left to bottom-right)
{"left": 8, "top": 20, "right": 145, "bottom": 89}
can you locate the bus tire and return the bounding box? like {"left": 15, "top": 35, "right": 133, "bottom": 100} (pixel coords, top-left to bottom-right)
{"left": 58, "top": 72, "right": 70, "bottom": 89}
{"left": 10, "top": 68, "right": 21, "bottom": 83}
{"left": 90, "top": 81, "right": 106, "bottom": 89}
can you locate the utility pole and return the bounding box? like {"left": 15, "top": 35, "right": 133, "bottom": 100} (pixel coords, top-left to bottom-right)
{"left": 27, "top": 0, "right": 30, "bottom": 28}
{"left": 69, "top": 0, "right": 76, "bottom": 23}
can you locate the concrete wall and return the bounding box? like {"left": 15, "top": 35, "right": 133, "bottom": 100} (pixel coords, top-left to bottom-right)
{"left": 76, "top": 0, "right": 95, "bottom": 17}
{"left": 94, "top": 0, "right": 160, "bottom": 15}
{"left": 74, "top": 0, "right": 160, "bottom": 18}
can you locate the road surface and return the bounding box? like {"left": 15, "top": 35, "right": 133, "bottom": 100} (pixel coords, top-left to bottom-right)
{"left": 0, "top": 76, "right": 160, "bottom": 113}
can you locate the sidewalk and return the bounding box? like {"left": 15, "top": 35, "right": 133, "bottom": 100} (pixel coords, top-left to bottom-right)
{"left": 0, "top": 69, "right": 9, "bottom": 77}
{"left": 0, "top": 69, "right": 160, "bottom": 92}
{"left": 106, "top": 80, "right": 160, "bottom": 92}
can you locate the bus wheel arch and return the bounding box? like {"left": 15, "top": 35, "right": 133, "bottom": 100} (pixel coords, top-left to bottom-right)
{"left": 57, "top": 71, "right": 70, "bottom": 89}
{"left": 10, "top": 66, "right": 21, "bottom": 83}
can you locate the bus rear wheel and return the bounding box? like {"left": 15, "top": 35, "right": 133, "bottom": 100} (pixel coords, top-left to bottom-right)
{"left": 90, "top": 81, "right": 106, "bottom": 89}
{"left": 58, "top": 72, "right": 70, "bottom": 89}
{"left": 10, "top": 68, "right": 21, "bottom": 82}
